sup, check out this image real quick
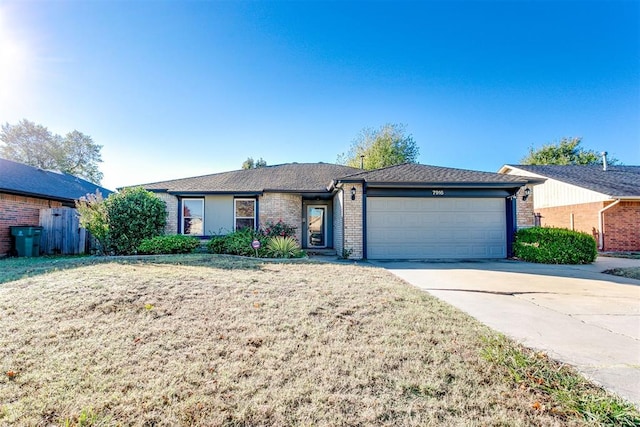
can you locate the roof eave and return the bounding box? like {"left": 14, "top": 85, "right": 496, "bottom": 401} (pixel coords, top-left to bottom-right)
{"left": 364, "top": 181, "right": 528, "bottom": 189}
{"left": 0, "top": 188, "right": 77, "bottom": 204}
{"left": 165, "top": 190, "right": 263, "bottom": 196}
{"left": 608, "top": 196, "right": 640, "bottom": 200}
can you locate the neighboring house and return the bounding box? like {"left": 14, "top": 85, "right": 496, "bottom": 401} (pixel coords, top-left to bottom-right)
{"left": 0, "top": 157, "right": 112, "bottom": 256}
{"left": 499, "top": 164, "right": 640, "bottom": 251}
{"left": 136, "top": 162, "right": 536, "bottom": 259}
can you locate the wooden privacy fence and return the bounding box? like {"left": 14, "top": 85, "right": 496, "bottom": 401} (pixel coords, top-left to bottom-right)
{"left": 39, "top": 207, "right": 89, "bottom": 255}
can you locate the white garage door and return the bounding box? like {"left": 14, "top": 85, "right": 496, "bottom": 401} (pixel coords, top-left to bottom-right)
{"left": 367, "top": 197, "right": 506, "bottom": 259}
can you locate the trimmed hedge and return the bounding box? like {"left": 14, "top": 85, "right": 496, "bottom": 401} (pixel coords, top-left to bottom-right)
{"left": 138, "top": 235, "right": 200, "bottom": 255}
{"left": 514, "top": 227, "right": 597, "bottom": 264}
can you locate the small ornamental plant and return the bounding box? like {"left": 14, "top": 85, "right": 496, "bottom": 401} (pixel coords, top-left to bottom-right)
{"left": 261, "top": 220, "right": 297, "bottom": 240}
{"left": 266, "top": 236, "right": 305, "bottom": 259}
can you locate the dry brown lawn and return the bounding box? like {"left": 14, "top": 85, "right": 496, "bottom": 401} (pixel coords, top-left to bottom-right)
{"left": 0, "top": 256, "right": 601, "bottom": 426}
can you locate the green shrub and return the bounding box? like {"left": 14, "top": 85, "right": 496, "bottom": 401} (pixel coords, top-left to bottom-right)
{"left": 207, "top": 228, "right": 269, "bottom": 257}
{"left": 105, "top": 187, "right": 167, "bottom": 255}
{"left": 138, "top": 235, "right": 200, "bottom": 255}
{"left": 261, "top": 220, "right": 297, "bottom": 239}
{"left": 267, "top": 236, "right": 305, "bottom": 258}
{"left": 207, "top": 236, "right": 227, "bottom": 254}
{"left": 514, "top": 227, "right": 597, "bottom": 264}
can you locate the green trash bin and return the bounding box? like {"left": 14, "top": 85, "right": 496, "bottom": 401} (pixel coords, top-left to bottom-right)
{"left": 10, "top": 226, "right": 43, "bottom": 257}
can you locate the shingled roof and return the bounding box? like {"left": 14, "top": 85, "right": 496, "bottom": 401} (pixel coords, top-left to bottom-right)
{"left": 336, "top": 163, "right": 532, "bottom": 187}
{"left": 139, "top": 163, "right": 363, "bottom": 193}
{"left": 505, "top": 165, "right": 640, "bottom": 198}
{"left": 0, "top": 158, "right": 112, "bottom": 203}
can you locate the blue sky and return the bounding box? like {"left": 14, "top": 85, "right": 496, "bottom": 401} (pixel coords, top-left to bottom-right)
{"left": 1, "top": 0, "right": 638, "bottom": 190}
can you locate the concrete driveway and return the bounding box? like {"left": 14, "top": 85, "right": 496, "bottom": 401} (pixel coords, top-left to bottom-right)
{"left": 372, "top": 257, "right": 640, "bottom": 406}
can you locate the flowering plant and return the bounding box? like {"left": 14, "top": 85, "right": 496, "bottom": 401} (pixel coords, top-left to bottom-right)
{"left": 261, "top": 220, "right": 297, "bottom": 240}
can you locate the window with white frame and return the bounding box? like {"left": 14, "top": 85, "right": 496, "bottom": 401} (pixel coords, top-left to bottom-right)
{"left": 234, "top": 198, "right": 256, "bottom": 230}
{"left": 182, "top": 198, "right": 204, "bottom": 235}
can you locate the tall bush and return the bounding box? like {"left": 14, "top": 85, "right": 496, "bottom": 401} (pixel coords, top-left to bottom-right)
{"left": 75, "top": 190, "right": 109, "bottom": 255}
{"left": 105, "top": 187, "right": 167, "bottom": 255}
{"left": 514, "top": 227, "right": 597, "bottom": 264}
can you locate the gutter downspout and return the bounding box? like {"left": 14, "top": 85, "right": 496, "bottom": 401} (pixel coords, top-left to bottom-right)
{"left": 598, "top": 199, "right": 621, "bottom": 250}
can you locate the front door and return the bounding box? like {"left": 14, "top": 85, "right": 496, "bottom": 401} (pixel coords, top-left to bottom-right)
{"left": 307, "top": 206, "right": 327, "bottom": 248}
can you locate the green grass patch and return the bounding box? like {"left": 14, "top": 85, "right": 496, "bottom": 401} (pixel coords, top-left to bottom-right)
{"left": 482, "top": 335, "right": 640, "bottom": 426}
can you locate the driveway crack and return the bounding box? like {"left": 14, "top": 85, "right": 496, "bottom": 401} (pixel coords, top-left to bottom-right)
{"left": 425, "top": 288, "right": 560, "bottom": 296}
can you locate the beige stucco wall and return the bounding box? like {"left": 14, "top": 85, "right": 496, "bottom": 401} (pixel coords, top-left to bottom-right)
{"left": 342, "top": 183, "right": 363, "bottom": 259}
{"left": 259, "top": 192, "right": 302, "bottom": 243}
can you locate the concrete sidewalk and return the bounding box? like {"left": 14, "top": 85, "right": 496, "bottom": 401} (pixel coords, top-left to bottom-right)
{"left": 373, "top": 257, "right": 640, "bottom": 406}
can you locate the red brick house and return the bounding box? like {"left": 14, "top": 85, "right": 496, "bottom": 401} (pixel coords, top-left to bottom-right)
{"left": 499, "top": 164, "right": 640, "bottom": 252}
{"left": 0, "top": 158, "right": 112, "bottom": 256}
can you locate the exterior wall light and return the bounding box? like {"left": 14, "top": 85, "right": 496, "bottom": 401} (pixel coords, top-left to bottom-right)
{"left": 351, "top": 186, "right": 357, "bottom": 201}
{"left": 522, "top": 187, "right": 531, "bottom": 201}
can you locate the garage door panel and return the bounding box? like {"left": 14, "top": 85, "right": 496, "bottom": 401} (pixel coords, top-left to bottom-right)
{"left": 367, "top": 197, "right": 506, "bottom": 259}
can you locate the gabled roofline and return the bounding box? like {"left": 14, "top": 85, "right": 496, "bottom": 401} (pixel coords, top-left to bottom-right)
{"left": 498, "top": 165, "right": 548, "bottom": 184}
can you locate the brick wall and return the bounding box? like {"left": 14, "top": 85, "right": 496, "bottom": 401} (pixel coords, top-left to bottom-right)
{"left": 602, "top": 201, "right": 640, "bottom": 251}
{"left": 342, "top": 183, "right": 363, "bottom": 259}
{"left": 535, "top": 200, "right": 640, "bottom": 251}
{"left": 333, "top": 190, "right": 344, "bottom": 256}
{"left": 536, "top": 201, "right": 602, "bottom": 242}
{"left": 516, "top": 186, "right": 535, "bottom": 228}
{"left": 0, "top": 192, "right": 63, "bottom": 256}
{"left": 155, "top": 192, "right": 179, "bottom": 234}
{"left": 259, "top": 192, "right": 302, "bottom": 243}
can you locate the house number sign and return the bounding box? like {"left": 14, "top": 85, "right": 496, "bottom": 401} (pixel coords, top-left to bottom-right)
{"left": 432, "top": 190, "right": 445, "bottom": 196}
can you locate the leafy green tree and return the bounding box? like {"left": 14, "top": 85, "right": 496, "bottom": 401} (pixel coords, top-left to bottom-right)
{"left": 0, "top": 119, "right": 104, "bottom": 184}
{"left": 521, "top": 137, "right": 615, "bottom": 165}
{"left": 242, "top": 157, "right": 267, "bottom": 169}
{"left": 242, "top": 157, "right": 254, "bottom": 169}
{"left": 0, "top": 119, "right": 59, "bottom": 170}
{"left": 105, "top": 187, "right": 167, "bottom": 255}
{"left": 338, "top": 123, "right": 419, "bottom": 170}
{"left": 58, "top": 130, "right": 104, "bottom": 183}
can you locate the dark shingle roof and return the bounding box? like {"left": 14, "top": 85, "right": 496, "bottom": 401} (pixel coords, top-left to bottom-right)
{"left": 508, "top": 165, "right": 640, "bottom": 197}
{"left": 338, "top": 163, "right": 531, "bottom": 186}
{"left": 138, "top": 163, "right": 363, "bottom": 193}
{"left": 0, "top": 158, "right": 112, "bottom": 202}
